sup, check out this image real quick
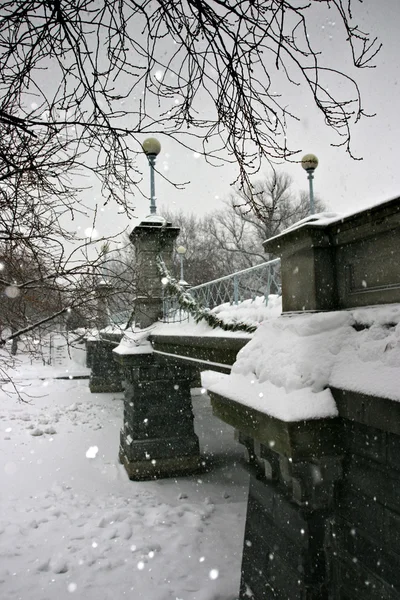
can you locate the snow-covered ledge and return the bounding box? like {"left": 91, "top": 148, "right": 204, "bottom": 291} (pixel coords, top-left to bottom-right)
{"left": 206, "top": 305, "right": 400, "bottom": 424}
{"left": 204, "top": 303, "right": 400, "bottom": 599}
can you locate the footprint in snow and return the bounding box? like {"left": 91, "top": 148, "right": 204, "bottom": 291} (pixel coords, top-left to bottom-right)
{"left": 36, "top": 558, "right": 50, "bottom": 572}
{"left": 50, "top": 556, "right": 69, "bottom": 574}
{"left": 30, "top": 428, "right": 44, "bottom": 436}
{"left": 44, "top": 426, "right": 57, "bottom": 435}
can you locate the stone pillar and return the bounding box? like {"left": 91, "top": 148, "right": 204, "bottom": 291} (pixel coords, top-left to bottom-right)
{"left": 209, "top": 392, "right": 343, "bottom": 599}
{"left": 116, "top": 217, "right": 201, "bottom": 479}
{"left": 116, "top": 352, "right": 200, "bottom": 480}
{"left": 94, "top": 280, "right": 113, "bottom": 330}
{"left": 264, "top": 226, "right": 337, "bottom": 313}
{"left": 239, "top": 441, "right": 343, "bottom": 600}
{"left": 130, "top": 217, "right": 180, "bottom": 329}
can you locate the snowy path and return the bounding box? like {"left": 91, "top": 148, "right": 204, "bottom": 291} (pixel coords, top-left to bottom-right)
{"left": 0, "top": 376, "right": 248, "bottom": 600}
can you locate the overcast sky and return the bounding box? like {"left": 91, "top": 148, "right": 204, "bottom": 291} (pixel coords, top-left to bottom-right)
{"left": 87, "top": 0, "right": 400, "bottom": 244}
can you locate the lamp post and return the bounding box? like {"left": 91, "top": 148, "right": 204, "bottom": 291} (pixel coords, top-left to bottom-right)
{"left": 142, "top": 137, "right": 161, "bottom": 215}
{"left": 176, "top": 245, "right": 187, "bottom": 284}
{"left": 301, "top": 153, "right": 319, "bottom": 215}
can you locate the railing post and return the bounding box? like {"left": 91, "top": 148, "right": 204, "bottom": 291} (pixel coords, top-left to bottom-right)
{"left": 233, "top": 275, "right": 239, "bottom": 305}
{"left": 265, "top": 274, "right": 271, "bottom": 306}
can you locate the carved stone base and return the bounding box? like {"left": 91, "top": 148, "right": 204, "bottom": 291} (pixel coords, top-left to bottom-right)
{"left": 240, "top": 476, "right": 330, "bottom": 600}
{"left": 119, "top": 448, "right": 201, "bottom": 480}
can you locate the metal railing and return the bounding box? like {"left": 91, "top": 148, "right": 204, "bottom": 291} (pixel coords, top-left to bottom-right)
{"left": 189, "top": 259, "right": 281, "bottom": 309}
{"left": 161, "top": 292, "right": 190, "bottom": 324}
{"left": 161, "top": 258, "right": 281, "bottom": 322}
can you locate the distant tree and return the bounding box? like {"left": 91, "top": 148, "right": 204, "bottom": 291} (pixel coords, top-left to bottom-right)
{"left": 160, "top": 209, "right": 222, "bottom": 286}
{"left": 206, "top": 172, "right": 326, "bottom": 272}
{"left": 162, "top": 171, "right": 325, "bottom": 283}
{"left": 100, "top": 240, "right": 136, "bottom": 325}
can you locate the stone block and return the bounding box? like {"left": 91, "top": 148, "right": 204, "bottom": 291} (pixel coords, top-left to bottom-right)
{"left": 264, "top": 196, "right": 400, "bottom": 311}
{"left": 120, "top": 433, "right": 199, "bottom": 462}
{"left": 335, "top": 487, "right": 385, "bottom": 542}
{"left": 89, "top": 339, "right": 124, "bottom": 393}
{"left": 330, "top": 556, "right": 400, "bottom": 600}
{"left": 387, "top": 433, "right": 400, "bottom": 472}
{"left": 384, "top": 507, "right": 400, "bottom": 557}
{"left": 345, "top": 455, "right": 400, "bottom": 514}
{"left": 331, "top": 516, "right": 400, "bottom": 592}
{"left": 240, "top": 476, "right": 330, "bottom": 599}
{"left": 210, "top": 391, "right": 342, "bottom": 460}
{"left": 119, "top": 433, "right": 200, "bottom": 481}
{"left": 123, "top": 410, "right": 195, "bottom": 439}
{"left": 349, "top": 422, "right": 387, "bottom": 464}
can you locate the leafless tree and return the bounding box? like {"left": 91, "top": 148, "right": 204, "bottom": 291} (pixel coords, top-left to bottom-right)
{"left": 162, "top": 172, "right": 325, "bottom": 281}
{"left": 206, "top": 171, "right": 326, "bottom": 271}
{"left": 0, "top": 1, "right": 380, "bottom": 206}
{"left": 0, "top": 0, "right": 380, "bottom": 371}
{"left": 158, "top": 209, "right": 218, "bottom": 286}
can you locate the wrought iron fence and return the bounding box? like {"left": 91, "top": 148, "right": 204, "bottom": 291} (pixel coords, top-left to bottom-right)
{"left": 161, "top": 291, "right": 190, "bottom": 324}
{"left": 162, "top": 258, "right": 281, "bottom": 322}
{"left": 189, "top": 259, "right": 281, "bottom": 309}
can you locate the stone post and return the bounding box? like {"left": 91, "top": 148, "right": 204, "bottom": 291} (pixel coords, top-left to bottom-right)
{"left": 116, "top": 216, "right": 201, "bottom": 479}
{"left": 89, "top": 332, "right": 124, "bottom": 393}
{"left": 264, "top": 197, "right": 400, "bottom": 312}
{"left": 89, "top": 280, "right": 125, "bottom": 393}
{"left": 130, "top": 217, "right": 179, "bottom": 328}
{"left": 95, "top": 280, "right": 113, "bottom": 330}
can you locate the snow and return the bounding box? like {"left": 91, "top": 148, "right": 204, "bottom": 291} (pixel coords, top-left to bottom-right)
{"left": 113, "top": 332, "right": 154, "bottom": 356}
{"left": 210, "top": 295, "right": 282, "bottom": 327}
{"left": 0, "top": 353, "right": 247, "bottom": 600}
{"left": 207, "top": 373, "right": 337, "bottom": 422}
{"left": 207, "top": 304, "right": 400, "bottom": 422}
{"left": 265, "top": 211, "right": 344, "bottom": 244}
{"left": 115, "top": 295, "right": 283, "bottom": 355}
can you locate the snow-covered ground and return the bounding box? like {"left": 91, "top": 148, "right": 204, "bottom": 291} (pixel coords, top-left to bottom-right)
{"left": 0, "top": 356, "right": 248, "bottom": 600}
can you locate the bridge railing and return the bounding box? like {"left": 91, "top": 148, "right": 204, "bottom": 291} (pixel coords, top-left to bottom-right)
{"left": 162, "top": 258, "right": 281, "bottom": 323}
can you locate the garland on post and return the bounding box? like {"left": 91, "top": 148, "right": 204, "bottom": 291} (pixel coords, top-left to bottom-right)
{"left": 157, "top": 255, "right": 257, "bottom": 334}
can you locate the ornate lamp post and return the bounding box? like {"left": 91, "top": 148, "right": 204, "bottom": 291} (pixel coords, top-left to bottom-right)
{"left": 141, "top": 137, "right": 161, "bottom": 215}
{"left": 301, "top": 153, "right": 319, "bottom": 215}
{"left": 176, "top": 245, "right": 187, "bottom": 284}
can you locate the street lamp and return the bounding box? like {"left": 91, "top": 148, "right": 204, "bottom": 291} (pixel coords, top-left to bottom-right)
{"left": 142, "top": 137, "right": 161, "bottom": 215}
{"left": 176, "top": 245, "right": 187, "bottom": 284}
{"left": 301, "top": 153, "right": 319, "bottom": 215}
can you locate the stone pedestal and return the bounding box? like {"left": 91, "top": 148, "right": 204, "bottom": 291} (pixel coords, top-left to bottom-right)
{"left": 116, "top": 218, "right": 202, "bottom": 479}
{"left": 116, "top": 352, "right": 200, "bottom": 480}
{"left": 89, "top": 336, "right": 124, "bottom": 393}
{"left": 85, "top": 338, "right": 97, "bottom": 368}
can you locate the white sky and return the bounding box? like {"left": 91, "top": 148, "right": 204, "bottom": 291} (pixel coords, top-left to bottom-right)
{"left": 85, "top": 0, "right": 400, "bottom": 244}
